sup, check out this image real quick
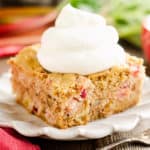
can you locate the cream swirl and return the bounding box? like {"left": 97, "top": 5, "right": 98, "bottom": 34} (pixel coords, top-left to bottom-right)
{"left": 37, "top": 4, "right": 126, "bottom": 75}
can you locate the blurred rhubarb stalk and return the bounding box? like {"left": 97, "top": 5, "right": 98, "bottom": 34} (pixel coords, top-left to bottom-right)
{"left": 0, "top": 26, "right": 46, "bottom": 46}
{"left": 0, "top": 7, "right": 58, "bottom": 57}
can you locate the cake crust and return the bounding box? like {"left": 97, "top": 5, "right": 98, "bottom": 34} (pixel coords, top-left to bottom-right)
{"left": 8, "top": 46, "right": 145, "bottom": 128}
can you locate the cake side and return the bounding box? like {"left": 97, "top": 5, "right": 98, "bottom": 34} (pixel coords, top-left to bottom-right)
{"left": 8, "top": 46, "right": 145, "bottom": 128}
{"left": 9, "top": 47, "right": 95, "bottom": 128}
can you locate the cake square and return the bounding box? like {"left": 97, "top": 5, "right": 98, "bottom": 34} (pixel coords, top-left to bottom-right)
{"left": 8, "top": 46, "right": 145, "bottom": 128}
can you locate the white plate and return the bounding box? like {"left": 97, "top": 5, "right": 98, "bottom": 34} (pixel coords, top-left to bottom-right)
{"left": 0, "top": 73, "right": 150, "bottom": 140}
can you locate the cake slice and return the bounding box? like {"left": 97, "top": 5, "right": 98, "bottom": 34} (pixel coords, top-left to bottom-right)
{"left": 8, "top": 46, "right": 145, "bottom": 128}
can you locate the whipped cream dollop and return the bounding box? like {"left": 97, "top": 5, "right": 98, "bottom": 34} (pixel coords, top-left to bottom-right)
{"left": 37, "top": 4, "right": 126, "bottom": 75}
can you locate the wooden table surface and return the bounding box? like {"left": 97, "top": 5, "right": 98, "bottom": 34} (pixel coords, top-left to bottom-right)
{"left": 0, "top": 47, "right": 150, "bottom": 150}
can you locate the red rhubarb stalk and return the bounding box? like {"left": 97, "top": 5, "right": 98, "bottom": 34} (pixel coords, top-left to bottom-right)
{"left": 0, "top": 45, "right": 24, "bottom": 57}
{"left": 0, "top": 35, "right": 41, "bottom": 46}
{"left": 0, "top": 11, "right": 57, "bottom": 35}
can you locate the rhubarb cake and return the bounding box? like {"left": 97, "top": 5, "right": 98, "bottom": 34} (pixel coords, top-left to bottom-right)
{"left": 9, "top": 46, "right": 145, "bottom": 128}
{"left": 8, "top": 4, "right": 145, "bottom": 128}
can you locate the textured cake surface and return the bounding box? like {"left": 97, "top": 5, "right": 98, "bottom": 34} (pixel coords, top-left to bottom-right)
{"left": 9, "top": 46, "right": 145, "bottom": 128}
